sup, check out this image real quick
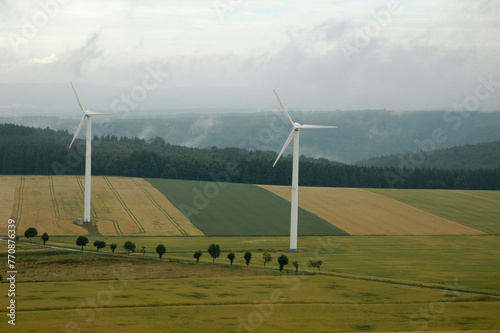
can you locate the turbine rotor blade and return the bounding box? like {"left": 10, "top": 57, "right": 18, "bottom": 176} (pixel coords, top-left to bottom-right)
{"left": 273, "top": 89, "right": 294, "bottom": 126}
{"left": 86, "top": 111, "right": 113, "bottom": 116}
{"left": 273, "top": 129, "right": 295, "bottom": 167}
{"left": 69, "top": 116, "right": 86, "bottom": 148}
{"left": 70, "top": 82, "right": 86, "bottom": 114}
{"left": 298, "top": 124, "right": 338, "bottom": 129}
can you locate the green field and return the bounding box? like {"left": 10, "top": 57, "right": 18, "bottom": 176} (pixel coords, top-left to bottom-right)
{"left": 25, "top": 235, "right": 500, "bottom": 295}
{"left": 2, "top": 180, "right": 499, "bottom": 332}
{"left": 147, "top": 178, "right": 348, "bottom": 236}
{"left": 1, "top": 238, "right": 499, "bottom": 332}
{"left": 368, "top": 189, "right": 500, "bottom": 234}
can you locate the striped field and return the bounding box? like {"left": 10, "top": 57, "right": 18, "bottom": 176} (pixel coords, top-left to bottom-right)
{"left": 259, "top": 185, "right": 485, "bottom": 235}
{"left": 1, "top": 175, "right": 202, "bottom": 236}
{"left": 1, "top": 175, "right": 497, "bottom": 237}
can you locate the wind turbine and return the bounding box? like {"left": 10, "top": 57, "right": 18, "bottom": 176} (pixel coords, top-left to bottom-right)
{"left": 272, "top": 89, "right": 337, "bottom": 252}
{"left": 69, "top": 82, "right": 112, "bottom": 222}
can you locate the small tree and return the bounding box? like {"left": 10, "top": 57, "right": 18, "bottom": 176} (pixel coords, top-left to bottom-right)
{"left": 124, "top": 241, "right": 136, "bottom": 255}
{"left": 193, "top": 250, "right": 202, "bottom": 263}
{"left": 263, "top": 252, "right": 272, "bottom": 267}
{"left": 110, "top": 243, "right": 117, "bottom": 254}
{"left": 24, "top": 227, "right": 38, "bottom": 243}
{"left": 308, "top": 260, "right": 323, "bottom": 274}
{"left": 207, "top": 244, "right": 221, "bottom": 263}
{"left": 277, "top": 254, "right": 289, "bottom": 272}
{"left": 292, "top": 261, "right": 299, "bottom": 273}
{"left": 93, "top": 240, "right": 106, "bottom": 252}
{"left": 76, "top": 236, "right": 89, "bottom": 251}
{"left": 156, "top": 244, "right": 166, "bottom": 259}
{"left": 227, "top": 252, "right": 235, "bottom": 266}
{"left": 244, "top": 251, "right": 252, "bottom": 267}
{"left": 140, "top": 246, "right": 146, "bottom": 256}
{"left": 41, "top": 232, "right": 49, "bottom": 245}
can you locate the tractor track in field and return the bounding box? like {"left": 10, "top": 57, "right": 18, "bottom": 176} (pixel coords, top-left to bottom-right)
{"left": 13, "top": 176, "right": 25, "bottom": 230}
{"left": 132, "top": 178, "right": 188, "bottom": 236}
{"left": 103, "top": 177, "right": 146, "bottom": 234}
{"left": 48, "top": 175, "right": 61, "bottom": 218}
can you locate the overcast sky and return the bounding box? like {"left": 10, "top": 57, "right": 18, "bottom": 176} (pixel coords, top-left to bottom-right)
{"left": 0, "top": 0, "right": 499, "bottom": 116}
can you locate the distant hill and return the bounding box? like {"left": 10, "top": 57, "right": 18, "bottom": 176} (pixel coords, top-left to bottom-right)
{"left": 356, "top": 141, "right": 500, "bottom": 170}
{"left": 2, "top": 110, "right": 500, "bottom": 163}
{"left": 1, "top": 123, "right": 499, "bottom": 190}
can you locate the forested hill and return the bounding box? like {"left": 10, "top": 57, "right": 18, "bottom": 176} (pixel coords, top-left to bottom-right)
{"left": 356, "top": 141, "right": 500, "bottom": 170}
{"left": 1, "top": 123, "right": 499, "bottom": 190}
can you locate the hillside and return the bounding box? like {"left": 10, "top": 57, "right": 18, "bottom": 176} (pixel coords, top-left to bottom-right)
{"left": 356, "top": 141, "right": 500, "bottom": 170}
{"left": 1, "top": 123, "right": 499, "bottom": 190}
{"left": 3, "top": 110, "right": 500, "bottom": 163}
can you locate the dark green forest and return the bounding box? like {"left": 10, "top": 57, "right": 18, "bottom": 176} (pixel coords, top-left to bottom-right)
{"left": 1, "top": 123, "right": 499, "bottom": 190}
{"left": 356, "top": 141, "right": 500, "bottom": 170}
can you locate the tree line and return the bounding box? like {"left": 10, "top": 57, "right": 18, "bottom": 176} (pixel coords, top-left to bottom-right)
{"left": 20, "top": 228, "right": 324, "bottom": 273}
{"left": 1, "top": 123, "right": 499, "bottom": 190}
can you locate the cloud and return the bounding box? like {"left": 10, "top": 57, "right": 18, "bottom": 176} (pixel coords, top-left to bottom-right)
{"left": 0, "top": 1, "right": 498, "bottom": 113}
{"left": 69, "top": 31, "right": 104, "bottom": 78}
{"left": 27, "top": 53, "right": 59, "bottom": 64}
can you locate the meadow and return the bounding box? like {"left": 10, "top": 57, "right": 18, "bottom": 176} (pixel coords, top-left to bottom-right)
{"left": 21, "top": 234, "right": 500, "bottom": 295}
{"left": 0, "top": 237, "right": 499, "bottom": 332}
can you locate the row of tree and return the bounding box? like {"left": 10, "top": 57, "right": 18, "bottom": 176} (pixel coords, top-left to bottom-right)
{"left": 2, "top": 123, "right": 499, "bottom": 189}
{"left": 20, "top": 228, "right": 324, "bottom": 273}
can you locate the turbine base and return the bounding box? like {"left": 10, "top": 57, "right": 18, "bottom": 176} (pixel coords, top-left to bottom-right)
{"left": 288, "top": 249, "right": 297, "bottom": 253}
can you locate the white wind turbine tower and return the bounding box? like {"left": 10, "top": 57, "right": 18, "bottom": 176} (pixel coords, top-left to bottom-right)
{"left": 69, "top": 82, "right": 112, "bottom": 223}
{"left": 272, "top": 89, "right": 338, "bottom": 252}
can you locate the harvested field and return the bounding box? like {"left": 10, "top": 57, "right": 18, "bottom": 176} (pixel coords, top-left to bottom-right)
{"left": 1, "top": 175, "right": 203, "bottom": 236}
{"left": 259, "top": 185, "right": 485, "bottom": 235}
{"left": 0, "top": 175, "right": 18, "bottom": 226}
{"left": 368, "top": 189, "right": 500, "bottom": 234}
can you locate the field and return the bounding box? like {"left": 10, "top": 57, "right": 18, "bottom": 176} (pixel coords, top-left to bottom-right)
{"left": 0, "top": 236, "right": 499, "bottom": 332}
{"left": 367, "top": 189, "right": 500, "bottom": 234}
{"left": 1, "top": 175, "right": 499, "bottom": 331}
{"left": 2, "top": 175, "right": 497, "bottom": 237}
{"left": 147, "top": 178, "right": 347, "bottom": 236}
{"left": 1, "top": 175, "right": 202, "bottom": 236}
{"left": 32, "top": 234, "right": 500, "bottom": 294}
{"left": 260, "top": 185, "right": 485, "bottom": 235}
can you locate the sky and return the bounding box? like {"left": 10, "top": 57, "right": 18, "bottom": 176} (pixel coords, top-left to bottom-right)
{"left": 0, "top": 0, "right": 499, "bottom": 117}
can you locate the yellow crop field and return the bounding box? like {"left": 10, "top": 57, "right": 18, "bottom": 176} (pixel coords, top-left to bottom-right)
{"left": 0, "top": 175, "right": 18, "bottom": 225}
{"left": 1, "top": 175, "right": 203, "bottom": 236}
{"left": 259, "top": 185, "right": 484, "bottom": 235}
